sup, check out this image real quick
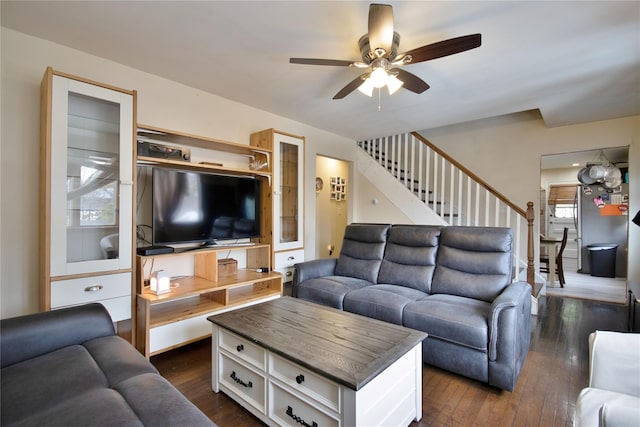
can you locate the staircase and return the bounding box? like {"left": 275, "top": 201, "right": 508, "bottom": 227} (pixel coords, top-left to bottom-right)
{"left": 357, "top": 132, "right": 536, "bottom": 292}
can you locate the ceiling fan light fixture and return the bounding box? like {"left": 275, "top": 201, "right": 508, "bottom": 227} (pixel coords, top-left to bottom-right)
{"left": 387, "top": 74, "right": 404, "bottom": 95}
{"left": 357, "top": 77, "right": 375, "bottom": 97}
{"left": 369, "top": 66, "right": 389, "bottom": 88}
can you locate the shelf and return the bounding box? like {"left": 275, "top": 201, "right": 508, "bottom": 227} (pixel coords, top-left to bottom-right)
{"left": 139, "top": 270, "right": 282, "bottom": 304}
{"left": 147, "top": 282, "right": 281, "bottom": 328}
{"left": 137, "top": 244, "right": 271, "bottom": 260}
{"left": 137, "top": 124, "right": 272, "bottom": 157}
{"left": 137, "top": 156, "right": 271, "bottom": 179}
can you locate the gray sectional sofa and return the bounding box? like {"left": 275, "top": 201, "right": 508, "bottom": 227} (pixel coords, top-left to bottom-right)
{"left": 292, "top": 224, "right": 532, "bottom": 391}
{"left": 0, "top": 303, "right": 215, "bottom": 427}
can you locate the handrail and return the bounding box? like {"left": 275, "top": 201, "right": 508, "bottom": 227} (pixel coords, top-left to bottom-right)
{"left": 411, "top": 132, "right": 527, "bottom": 218}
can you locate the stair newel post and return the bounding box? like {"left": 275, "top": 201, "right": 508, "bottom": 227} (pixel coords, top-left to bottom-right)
{"left": 526, "top": 201, "right": 535, "bottom": 289}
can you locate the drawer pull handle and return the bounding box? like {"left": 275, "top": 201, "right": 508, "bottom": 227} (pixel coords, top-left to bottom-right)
{"left": 287, "top": 256, "right": 295, "bottom": 260}
{"left": 236, "top": 344, "right": 244, "bottom": 352}
{"left": 295, "top": 374, "right": 305, "bottom": 384}
{"left": 84, "top": 285, "right": 103, "bottom": 292}
{"left": 286, "top": 406, "right": 317, "bottom": 427}
{"left": 230, "top": 371, "right": 252, "bottom": 388}
{"left": 286, "top": 271, "right": 293, "bottom": 277}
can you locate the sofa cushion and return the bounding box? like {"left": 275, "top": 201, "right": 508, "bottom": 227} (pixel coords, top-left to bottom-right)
{"left": 432, "top": 226, "right": 513, "bottom": 302}
{"left": 403, "top": 294, "right": 491, "bottom": 351}
{"left": 8, "top": 388, "right": 144, "bottom": 427}
{"left": 377, "top": 225, "right": 441, "bottom": 292}
{"left": 84, "top": 335, "right": 159, "bottom": 386}
{"left": 115, "top": 373, "right": 215, "bottom": 427}
{"left": 296, "top": 276, "right": 371, "bottom": 309}
{"left": 343, "top": 284, "right": 428, "bottom": 324}
{"left": 334, "top": 224, "right": 390, "bottom": 283}
{"left": 0, "top": 345, "right": 109, "bottom": 425}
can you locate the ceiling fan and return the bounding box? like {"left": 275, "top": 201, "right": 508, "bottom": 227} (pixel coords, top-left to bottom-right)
{"left": 290, "top": 3, "right": 481, "bottom": 100}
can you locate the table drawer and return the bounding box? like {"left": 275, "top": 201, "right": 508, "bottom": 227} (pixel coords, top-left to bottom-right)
{"left": 220, "top": 353, "right": 266, "bottom": 414}
{"left": 269, "top": 382, "right": 339, "bottom": 427}
{"left": 219, "top": 329, "right": 266, "bottom": 370}
{"left": 270, "top": 354, "right": 340, "bottom": 412}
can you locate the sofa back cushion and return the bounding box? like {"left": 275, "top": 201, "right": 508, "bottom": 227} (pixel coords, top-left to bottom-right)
{"left": 377, "top": 225, "right": 441, "bottom": 292}
{"left": 335, "top": 224, "right": 390, "bottom": 283}
{"left": 432, "top": 226, "right": 513, "bottom": 302}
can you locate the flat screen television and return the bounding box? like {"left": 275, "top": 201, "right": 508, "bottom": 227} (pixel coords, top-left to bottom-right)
{"left": 152, "top": 168, "right": 261, "bottom": 246}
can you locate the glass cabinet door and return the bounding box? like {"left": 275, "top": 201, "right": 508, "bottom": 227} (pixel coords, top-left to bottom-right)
{"left": 49, "top": 76, "right": 133, "bottom": 276}
{"left": 273, "top": 133, "right": 304, "bottom": 251}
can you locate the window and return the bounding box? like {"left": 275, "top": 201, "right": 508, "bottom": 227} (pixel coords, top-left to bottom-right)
{"left": 547, "top": 184, "right": 577, "bottom": 219}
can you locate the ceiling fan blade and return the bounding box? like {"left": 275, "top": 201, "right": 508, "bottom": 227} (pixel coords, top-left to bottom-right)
{"left": 397, "top": 34, "right": 482, "bottom": 64}
{"left": 290, "top": 58, "right": 354, "bottom": 67}
{"left": 393, "top": 69, "right": 430, "bottom": 94}
{"left": 368, "top": 3, "right": 394, "bottom": 56}
{"left": 333, "top": 74, "right": 367, "bottom": 99}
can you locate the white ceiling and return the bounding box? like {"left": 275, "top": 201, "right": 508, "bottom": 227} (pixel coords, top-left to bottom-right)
{"left": 2, "top": 1, "right": 639, "bottom": 141}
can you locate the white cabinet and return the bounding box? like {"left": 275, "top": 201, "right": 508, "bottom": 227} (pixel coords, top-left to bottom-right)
{"left": 40, "top": 67, "right": 135, "bottom": 325}
{"left": 251, "top": 130, "right": 305, "bottom": 280}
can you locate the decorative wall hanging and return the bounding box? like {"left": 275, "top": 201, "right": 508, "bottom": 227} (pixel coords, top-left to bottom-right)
{"left": 330, "top": 177, "right": 347, "bottom": 201}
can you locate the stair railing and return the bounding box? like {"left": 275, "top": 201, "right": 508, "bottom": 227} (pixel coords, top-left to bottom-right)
{"left": 358, "top": 132, "right": 535, "bottom": 287}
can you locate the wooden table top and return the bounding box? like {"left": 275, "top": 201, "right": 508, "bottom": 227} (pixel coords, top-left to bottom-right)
{"left": 208, "top": 297, "right": 427, "bottom": 390}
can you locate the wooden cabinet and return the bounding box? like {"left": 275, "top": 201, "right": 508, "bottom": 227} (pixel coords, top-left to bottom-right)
{"left": 39, "top": 67, "right": 136, "bottom": 327}
{"left": 135, "top": 244, "right": 281, "bottom": 357}
{"left": 251, "top": 129, "right": 305, "bottom": 282}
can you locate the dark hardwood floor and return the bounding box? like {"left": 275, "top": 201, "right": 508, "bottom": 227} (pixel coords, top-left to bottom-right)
{"left": 152, "top": 296, "right": 627, "bottom": 427}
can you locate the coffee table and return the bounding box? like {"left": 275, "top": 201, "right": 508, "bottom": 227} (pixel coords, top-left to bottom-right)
{"left": 208, "top": 297, "right": 427, "bottom": 427}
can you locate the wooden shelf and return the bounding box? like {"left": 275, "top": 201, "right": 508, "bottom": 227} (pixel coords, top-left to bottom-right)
{"left": 137, "top": 124, "right": 271, "bottom": 157}
{"left": 145, "top": 281, "right": 281, "bottom": 328}
{"left": 137, "top": 156, "right": 271, "bottom": 178}
{"left": 139, "top": 270, "right": 282, "bottom": 303}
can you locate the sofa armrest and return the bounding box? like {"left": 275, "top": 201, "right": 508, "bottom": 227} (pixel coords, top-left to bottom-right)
{"left": 486, "top": 281, "right": 531, "bottom": 391}
{"left": 600, "top": 403, "right": 640, "bottom": 427}
{"left": 588, "top": 330, "right": 640, "bottom": 396}
{"left": 0, "top": 303, "right": 116, "bottom": 368}
{"left": 488, "top": 281, "right": 531, "bottom": 360}
{"left": 292, "top": 258, "right": 337, "bottom": 297}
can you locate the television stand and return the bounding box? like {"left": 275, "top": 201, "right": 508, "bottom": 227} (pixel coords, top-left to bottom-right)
{"left": 135, "top": 243, "right": 281, "bottom": 358}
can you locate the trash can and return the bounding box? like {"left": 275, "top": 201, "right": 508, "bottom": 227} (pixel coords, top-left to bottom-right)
{"left": 587, "top": 244, "right": 618, "bottom": 278}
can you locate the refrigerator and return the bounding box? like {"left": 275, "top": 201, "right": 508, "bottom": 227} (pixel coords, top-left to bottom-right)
{"left": 576, "top": 183, "right": 628, "bottom": 277}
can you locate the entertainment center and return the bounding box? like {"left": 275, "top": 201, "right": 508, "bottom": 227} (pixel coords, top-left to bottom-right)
{"left": 134, "top": 124, "right": 290, "bottom": 357}
{"left": 40, "top": 67, "right": 303, "bottom": 357}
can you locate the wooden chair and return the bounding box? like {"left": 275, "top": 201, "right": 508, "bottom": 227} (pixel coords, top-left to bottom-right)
{"left": 540, "top": 227, "right": 568, "bottom": 287}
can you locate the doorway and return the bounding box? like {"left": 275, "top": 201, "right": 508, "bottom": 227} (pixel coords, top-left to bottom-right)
{"left": 315, "top": 155, "right": 350, "bottom": 259}
{"left": 540, "top": 147, "right": 629, "bottom": 303}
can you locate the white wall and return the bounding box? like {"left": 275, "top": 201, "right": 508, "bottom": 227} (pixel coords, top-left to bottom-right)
{"left": 0, "top": 28, "right": 356, "bottom": 317}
